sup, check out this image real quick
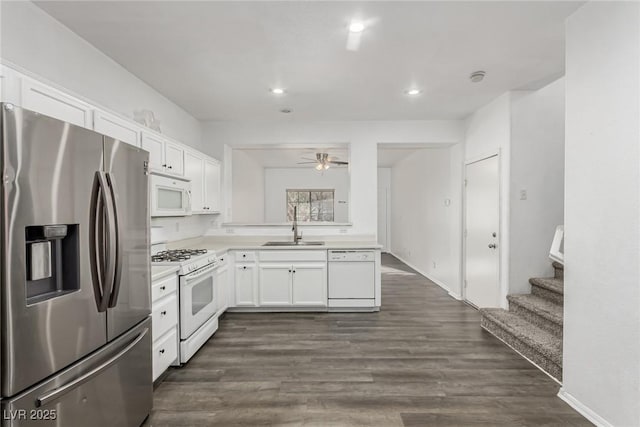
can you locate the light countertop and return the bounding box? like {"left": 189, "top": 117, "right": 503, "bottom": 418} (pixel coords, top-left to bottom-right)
{"left": 151, "top": 265, "right": 180, "bottom": 282}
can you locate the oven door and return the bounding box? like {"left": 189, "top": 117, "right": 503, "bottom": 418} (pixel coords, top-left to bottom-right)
{"left": 180, "top": 265, "right": 217, "bottom": 339}
{"left": 151, "top": 174, "right": 191, "bottom": 217}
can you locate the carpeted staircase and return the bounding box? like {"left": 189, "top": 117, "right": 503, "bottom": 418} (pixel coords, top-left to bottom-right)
{"left": 480, "top": 262, "right": 564, "bottom": 381}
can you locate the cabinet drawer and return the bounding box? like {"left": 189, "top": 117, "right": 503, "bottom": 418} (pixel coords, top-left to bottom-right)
{"left": 235, "top": 251, "right": 256, "bottom": 262}
{"left": 152, "top": 273, "right": 178, "bottom": 302}
{"left": 259, "top": 250, "right": 327, "bottom": 262}
{"left": 153, "top": 328, "right": 178, "bottom": 381}
{"left": 152, "top": 295, "right": 178, "bottom": 341}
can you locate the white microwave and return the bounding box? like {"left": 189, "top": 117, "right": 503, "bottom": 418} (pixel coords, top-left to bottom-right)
{"left": 150, "top": 173, "right": 192, "bottom": 217}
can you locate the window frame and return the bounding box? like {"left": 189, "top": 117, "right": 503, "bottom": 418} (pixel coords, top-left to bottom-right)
{"left": 286, "top": 188, "right": 335, "bottom": 222}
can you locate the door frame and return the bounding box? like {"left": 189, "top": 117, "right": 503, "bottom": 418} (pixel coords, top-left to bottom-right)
{"left": 462, "top": 150, "right": 505, "bottom": 308}
{"left": 377, "top": 186, "right": 391, "bottom": 252}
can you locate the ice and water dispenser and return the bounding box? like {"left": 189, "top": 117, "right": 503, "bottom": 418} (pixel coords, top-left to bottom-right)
{"left": 25, "top": 224, "right": 80, "bottom": 304}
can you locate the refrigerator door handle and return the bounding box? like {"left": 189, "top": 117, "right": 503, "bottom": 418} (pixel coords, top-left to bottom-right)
{"left": 35, "top": 328, "right": 149, "bottom": 408}
{"left": 89, "top": 171, "right": 116, "bottom": 312}
{"left": 106, "top": 172, "right": 123, "bottom": 308}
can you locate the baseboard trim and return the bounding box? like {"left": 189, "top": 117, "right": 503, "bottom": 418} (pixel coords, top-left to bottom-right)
{"left": 557, "top": 389, "right": 613, "bottom": 427}
{"left": 389, "top": 252, "right": 457, "bottom": 297}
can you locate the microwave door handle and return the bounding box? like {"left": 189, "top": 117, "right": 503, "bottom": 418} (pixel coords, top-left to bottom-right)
{"left": 106, "top": 173, "right": 122, "bottom": 308}
{"left": 186, "top": 189, "right": 192, "bottom": 213}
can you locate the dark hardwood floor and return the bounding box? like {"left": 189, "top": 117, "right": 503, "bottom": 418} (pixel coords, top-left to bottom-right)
{"left": 146, "top": 254, "right": 590, "bottom": 426}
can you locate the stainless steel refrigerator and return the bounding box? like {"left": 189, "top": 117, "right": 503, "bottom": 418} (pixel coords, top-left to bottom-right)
{"left": 0, "top": 104, "right": 152, "bottom": 426}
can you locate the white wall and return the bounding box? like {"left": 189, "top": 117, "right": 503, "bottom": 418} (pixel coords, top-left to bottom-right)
{"left": 0, "top": 1, "right": 202, "bottom": 147}
{"left": 377, "top": 167, "right": 391, "bottom": 251}
{"left": 231, "top": 149, "right": 265, "bottom": 223}
{"left": 264, "top": 168, "right": 350, "bottom": 223}
{"left": 390, "top": 147, "right": 462, "bottom": 295}
{"left": 509, "top": 78, "right": 565, "bottom": 293}
{"left": 561, "top": 2, "right": 640, "bottom": 426}
{"left": 203, "top": 120, "right": 464, "bottom": 237}
{"left": 464, "top": 93, "right": 513, "bottom": 306}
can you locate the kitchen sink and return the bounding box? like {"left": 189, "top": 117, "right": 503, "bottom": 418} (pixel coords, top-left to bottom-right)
{"left": 263, "top": 241, "right": 325, "bottom": 246}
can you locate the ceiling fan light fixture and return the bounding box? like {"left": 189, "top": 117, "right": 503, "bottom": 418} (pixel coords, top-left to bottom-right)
{"left": 270, "top": 88, "right": 286, "bottom": 95}
{"left": 323, "top": 163, "right": 330, "bottom": 170}
{"left": 315, "top": 163, "right": 324, "bottom": 171}
{"left": 405, "top": 88, "right": 421, "bottom": 96}
{"left": 349, "top": 21, "right": 365, "bottom": 33}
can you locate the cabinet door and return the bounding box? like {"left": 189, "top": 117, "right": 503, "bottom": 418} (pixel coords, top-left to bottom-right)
{"left": 292, "top": 263, "right": 327, "bottom": 306}
{"left": 235, "top": 264, "right": 257, "bottom": 306}
{"left": 216, "top": 266, "right": 228, "bottom": 312}
{"left": 204, "top": 159, "right": 221, "bottom": 212}
{"left": 259, "top": 264, "right": 292, "bottom": 306}
{"left": 141, "top": 133, "right": 165, "bottom": 172}
{"left": 165, "top": 141, "right": 184, "bottom": 176}
{"left": 21, "top": 77, "right": 92, "bottom": 128}
{"left": 93, "top": 109, "right": 140, "bottom": 147}
{"left": 184, "top": 151, "right": 205, "bottom": 213}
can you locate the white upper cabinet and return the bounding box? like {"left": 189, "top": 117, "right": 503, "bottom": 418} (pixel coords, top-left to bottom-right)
{"left": 184, "top": 150, "right": 205, "bottom": 213}
{"left": 141, "top": 132, "right": 186, "bottom": 177}
{"left": 93, "top": 109, "right": 140, "bottom": 147}
{"left": 21, "top": 77, "right": 92, "bottom": 128}
{"left": 204, "top": 159, "right": 221, "bottom": 213}
{"left": 164, "top": 141, "right": 184, "bottom": 176}
{"left": 141, "top": 133, "right": 165, "bottom": 173}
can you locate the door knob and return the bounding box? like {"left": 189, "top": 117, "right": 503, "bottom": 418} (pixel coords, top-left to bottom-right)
{"left": 488, "top": 243, "right": 497, "bottom": 249}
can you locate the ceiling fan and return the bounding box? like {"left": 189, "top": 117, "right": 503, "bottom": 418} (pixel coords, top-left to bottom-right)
{"left": 297, "top": 153, "right": 349, "bottom": 171}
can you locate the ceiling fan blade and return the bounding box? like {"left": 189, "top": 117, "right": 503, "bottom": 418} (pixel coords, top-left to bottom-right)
{"left": 297, "top": 161, "right": 319, "bottom": 164}
{"left": 300, "top": 157, "right": 317, "bottom": 161}
{"left": 329, "top": 161, "right": 349, "bottom": 165}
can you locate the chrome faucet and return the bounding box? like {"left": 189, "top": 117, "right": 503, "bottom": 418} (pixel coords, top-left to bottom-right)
{"left": 292, "top": 206, "right": 302, "bottom": 243}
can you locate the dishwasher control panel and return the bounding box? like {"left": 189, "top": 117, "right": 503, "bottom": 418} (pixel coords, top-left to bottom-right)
{"left": 328, "top": 250, "right": 375, "bottom": 262}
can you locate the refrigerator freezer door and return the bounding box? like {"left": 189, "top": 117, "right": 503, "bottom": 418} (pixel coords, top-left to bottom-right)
{"left": 1, "top": 317, "right": 152, "bottom": 427}
{"left": 1, "top": 104, "right": 107, "bottom": 397}
{"left": 103, "top": 138, "right": 151, "bottom": 340}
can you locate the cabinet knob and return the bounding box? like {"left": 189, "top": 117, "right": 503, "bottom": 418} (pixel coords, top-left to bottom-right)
{"left": 160, "top": 286, "right": 166, "bottom": 291}
{"left": 159, "top": 349, "right": 165, "bottom": 354}
{"left": 168, "top": 165, "right": 173, "bottom": 169}
{"left": 162, "top": 164, "right": 167, "bottom": 168}
{"left": 243, "top": 266, "right": 247, "bottom": 270}
{"left": 288, "top": 269, "right": 291, "bottom": 273}
{"left": 242, "top": 254, "right": 246, "bottom": 258}
{"left": 161, "top": 310, "right": 167, "bottom": 315}
{"left": 293, "top": 270, "right": 296, "bottom": 273}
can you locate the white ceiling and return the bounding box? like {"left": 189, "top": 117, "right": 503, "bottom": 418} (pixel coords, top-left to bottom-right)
{"left": 35, "top": 1, "right": 581, "bottom": 121}
{"left": 238, "top": 146, "right": 349, "bottom": 168}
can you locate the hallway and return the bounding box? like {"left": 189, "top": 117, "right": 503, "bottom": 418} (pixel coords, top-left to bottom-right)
{"left": 148, "top": 254, "right": 588, "bottom": 426}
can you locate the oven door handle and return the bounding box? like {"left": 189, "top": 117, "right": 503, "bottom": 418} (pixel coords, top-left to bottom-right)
{"left": 184, "top": 265, "right": 217, "bottom": 281}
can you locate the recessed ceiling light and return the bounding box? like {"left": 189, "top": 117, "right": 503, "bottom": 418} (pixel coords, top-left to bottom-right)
{"left": 405, "top": 89, "right": 421, "bottom": 96}
{"left": 271, "top": 88, "right": 286, "bottom": 95}
{"left": 469, "top": 71, "right": 486, "bottom": 83}
{"left": 280, "top": 108, "right": 292, "bottom": 114}
{"left": 349, "top": 21, "right": 365, "bottom": 33}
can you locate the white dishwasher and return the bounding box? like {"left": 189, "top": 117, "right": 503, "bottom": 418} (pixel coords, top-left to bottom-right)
{"left": 328, "top": 250, "right": 375, "bottom": 300}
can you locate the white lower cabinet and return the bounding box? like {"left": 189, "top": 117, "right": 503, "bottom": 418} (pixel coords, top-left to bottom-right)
{"left": 216, "top": 258, "right": 229, "bottom": 312}
{"left": 259, "top": 264, "right": 292, "bottom": 305}
{"left": 151, "top": 271, "right": 179, "bottom": 381}
{"left": 292, "top": 263, "right": 327, "bottom": 306}
{"left": 235, "top": 263, "right": 258, "bottom": 306}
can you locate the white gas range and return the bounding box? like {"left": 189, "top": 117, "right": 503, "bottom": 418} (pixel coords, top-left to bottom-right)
{"left": 151, "top": 246, "right": 222, "bottom": 363}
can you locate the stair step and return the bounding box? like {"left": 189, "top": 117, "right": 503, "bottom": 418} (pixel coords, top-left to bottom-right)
{"left": 507, "top": 294, "right": 563, "bottom": 337}
{"left": 530, "top": 277, "right": 564, "bottom": 304}
{"left": 480, "top": 308, "right": 562, "bottom": 381}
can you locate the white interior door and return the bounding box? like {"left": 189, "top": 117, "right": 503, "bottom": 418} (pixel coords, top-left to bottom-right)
{"left": 465, "top": 155, "right": 500, "bottom": 308}
{"left": 377, "top": 188, "right": 389, "bottom": 252}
